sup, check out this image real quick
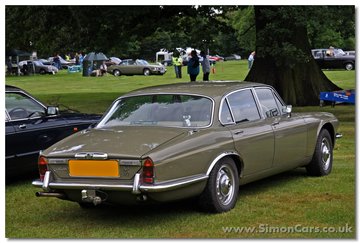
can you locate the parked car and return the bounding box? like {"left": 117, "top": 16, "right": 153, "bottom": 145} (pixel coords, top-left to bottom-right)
{"left": 345, "top": 51, "right": 355, "bottom": 56}
{"left": 312, "top": 48, "right": 355, "bottom": 71}
{"left": 6, "top": 85, "right": 101, "bottom": 179}
{"left": 224, "top": 54, "right": 242, "bottom": 61}
{"left": 107, "top": 59, "right": 166, "bottom": 76}
{"left": 18, "top": 60, "right": 58, "bottom": 75}
{"left": 33, "top": 81, "right": 341, "bottom": 213}
{"left": 48, "top": 56, "right": 74, "bottom": 69}
{"left": 208, "top": 55, "right": 224, "bottom": 62}
{"left": 105, "top": 57, "right": 122, "bottom": 67}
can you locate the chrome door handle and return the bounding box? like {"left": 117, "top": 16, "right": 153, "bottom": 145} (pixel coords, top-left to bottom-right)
{"left": 18, "top": 124, "right": 27, "bottom": 129}
{"left": 271, "top": 121, "right": 279, "bottom": 126}
{"left": 233, "top": 130, "right": 244, "bottom": 135}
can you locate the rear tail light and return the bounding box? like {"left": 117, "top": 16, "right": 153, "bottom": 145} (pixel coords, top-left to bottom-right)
{"left": 142, "top": 158, "right": 154, "bottom": 184}
{"left": 38, "top": 156, "right": 48, "bottom": 181}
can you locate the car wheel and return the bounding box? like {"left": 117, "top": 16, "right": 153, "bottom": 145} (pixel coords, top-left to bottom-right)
{"left": 198, "top": 157, "right": 239, "bottom": 213}
{"left": 306, "top": 129, "right": 333, "bottom": 176}
{"left": 113, "top": 69, "right": 121, "bottom": 76}
{"left": 39, "top": 69, "right": 46, "bottom": 75}
{"left": 143, "top": 69, "right": 150, "bottom": 76}
{"left": 345, "top": 63, "right": 354, "bottom": 71}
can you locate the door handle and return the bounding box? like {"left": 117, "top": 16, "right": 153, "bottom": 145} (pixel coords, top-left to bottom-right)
{"left": 18, "top": 124, "right": 27, "bottom": 129}
{"left": 272, "top": 121, "right": 279, "bottom": 126}
{"left": 233, "top": 130, "right": 244, "bottom": 135}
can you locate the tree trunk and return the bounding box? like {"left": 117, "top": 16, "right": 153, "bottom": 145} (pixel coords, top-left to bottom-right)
{"left": 245, "top": 6, "right": 340, "bottom": 106}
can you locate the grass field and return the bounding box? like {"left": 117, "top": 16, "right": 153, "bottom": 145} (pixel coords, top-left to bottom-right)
{"left": 5, "top": 60, "right": 356, "bottom": 238}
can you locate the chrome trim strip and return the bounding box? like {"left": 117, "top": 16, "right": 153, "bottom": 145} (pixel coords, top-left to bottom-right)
{"left": 97, "top": 92, "right": 215, "bottom": 129}
{"left": 74, "top": 152, "right": 108, "bottom": 160}
{"left": 206, "top": 151, "right": 240, "bottom": 176}
{"left": 32, "top": 174, "right": 208, "bottom": 193}
{"left": 140, "top": 175, "right": 208, "bottom": 192}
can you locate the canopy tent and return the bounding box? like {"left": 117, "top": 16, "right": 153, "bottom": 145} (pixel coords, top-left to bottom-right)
{"left": 6, "top": 49, "right": 32, "bottom": 75}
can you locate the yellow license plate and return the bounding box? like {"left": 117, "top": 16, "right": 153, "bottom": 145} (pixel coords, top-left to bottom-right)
{"left": 69, "top": 160, "right": 119, "bottom": 177}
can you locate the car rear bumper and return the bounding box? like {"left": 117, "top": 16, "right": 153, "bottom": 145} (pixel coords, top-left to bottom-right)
{"left": 32, "top": 171, "right": 208, "bottom": 194}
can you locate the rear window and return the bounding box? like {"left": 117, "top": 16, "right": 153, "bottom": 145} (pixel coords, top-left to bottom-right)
{"left": 97, "top": 94, "right": 213, "bottom": 128}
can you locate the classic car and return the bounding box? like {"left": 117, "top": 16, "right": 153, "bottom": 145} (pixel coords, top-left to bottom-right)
{"left": 105, "top": 57, "right": 122, "bottom": 67}
{"left": 224, "top": 54, "right": 242, "bottom": 61}
{"left": 33, "top": 82, "right": 340, "bottom": 213}
{"left": 48, "top": 56, "right": 74, "bottom": 69}
{"left": 311, "top": 48, "right": 355, "bottom": 71}
{"left": 18, "top": 60, "right": 58, "bottom": 75}
{"left": 6, "top": 85, "right": 101, "bottom": 179}
{"left": 208, "top": 55, "right": 224, "bottom": 62}
{"left": 107, "top": 59, "right": 166, "bottom": 76}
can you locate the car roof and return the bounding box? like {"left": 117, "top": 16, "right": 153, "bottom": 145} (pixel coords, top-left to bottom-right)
{"left": 5, "top": 85, "right": 24, "bottom": 92}
{"left": 124, "top": 81, "right": 273, "bottom": 99}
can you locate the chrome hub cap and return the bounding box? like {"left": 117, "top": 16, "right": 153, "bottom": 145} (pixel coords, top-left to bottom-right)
{"left": 216, "top": 165, "right": 235, "bottom": 206}
{"left": 321, "top": 138, "right": 331, "bottom": 170}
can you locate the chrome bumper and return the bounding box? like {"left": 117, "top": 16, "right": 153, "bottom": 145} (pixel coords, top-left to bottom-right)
{"left": 32, "top": 171, "right": 208, "bottom": 194}
{"left": 335, "top": 133, "right": 343, "bottom": 139}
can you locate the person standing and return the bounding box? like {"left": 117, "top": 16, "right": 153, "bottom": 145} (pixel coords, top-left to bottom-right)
{"left": 200, "top": 51, "right": 210, "bottom": 81}
{"left": 248, "top": 51, "right": 255, "bottom": 69}
{"left": 187, "top": 50, "right": 200, "bottom": 82}
{"left": 172, "top": 54, "right": 182, "bottom": 78}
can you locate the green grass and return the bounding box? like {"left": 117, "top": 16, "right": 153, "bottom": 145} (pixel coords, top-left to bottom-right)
{"left": 5, "top": 61, "right": 355, "bottom": 238}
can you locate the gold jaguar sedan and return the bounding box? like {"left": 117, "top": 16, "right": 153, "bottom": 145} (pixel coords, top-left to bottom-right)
{"left": 33, "top": 82, "right": 341, "bottom": 213}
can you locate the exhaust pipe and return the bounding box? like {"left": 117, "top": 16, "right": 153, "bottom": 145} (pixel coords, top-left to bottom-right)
{"left": 36, "top": 192, "right": 66, "bottom": 199}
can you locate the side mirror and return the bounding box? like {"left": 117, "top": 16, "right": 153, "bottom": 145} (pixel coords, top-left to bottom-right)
{"left": 282, "top": 105, "right": 292, "bottom": 117}
{"left": 46, "top": 106, "right": 59, "bottom": 116}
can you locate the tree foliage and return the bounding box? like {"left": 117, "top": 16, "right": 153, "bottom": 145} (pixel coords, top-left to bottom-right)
{"left": 245, "top": 6, "right": 346, "bottom": 106}
{"left": 6, "top": 5, "right": 354, "bottom": 63}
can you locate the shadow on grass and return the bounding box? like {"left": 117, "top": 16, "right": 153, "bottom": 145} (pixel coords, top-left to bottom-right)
{"left": 54, "top": 167, "right": 309, "bottom": 222}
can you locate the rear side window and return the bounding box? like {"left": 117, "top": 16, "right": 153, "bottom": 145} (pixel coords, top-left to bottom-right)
{"left": 255, "top": 88, "right": 282, "bottom": 118}
{"left": 224, "top": 89, "right": 261, "bottom": 123}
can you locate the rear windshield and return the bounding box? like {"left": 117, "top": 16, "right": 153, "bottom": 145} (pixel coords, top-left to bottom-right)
{"left": 97, "top": 94, "right": 213, "bottom": 128}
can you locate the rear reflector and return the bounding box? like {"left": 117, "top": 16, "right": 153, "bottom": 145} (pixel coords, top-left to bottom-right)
{"left": 38, "top": 156, "right": 48, "bottom": 181}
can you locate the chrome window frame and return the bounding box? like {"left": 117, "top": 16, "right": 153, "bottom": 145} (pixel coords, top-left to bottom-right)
{"left": 219, "top": 88, "right": 262, "bottom": 126}
{"left": 253, "top": 87, "right": 286, "bottom": 118}
{"left": 97, "top": 92, "right": 215, "bottom": 129}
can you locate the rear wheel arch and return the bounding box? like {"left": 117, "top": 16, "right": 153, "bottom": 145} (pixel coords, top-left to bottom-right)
{"left": 206, "top": 152, "right": 243, "bottom": 178}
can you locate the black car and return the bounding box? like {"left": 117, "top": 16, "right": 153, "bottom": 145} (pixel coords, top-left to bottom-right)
{"left": 312, "top": 48, "right": 355, "bottom": 71}
{"left": 5, "top": 85, "right": 101, "bottom": 179}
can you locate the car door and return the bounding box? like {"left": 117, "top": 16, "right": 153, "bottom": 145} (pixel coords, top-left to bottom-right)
{"left": 5, "top": 91, "right": 69, "bottom": 173}
{"left": 220, "top": 89, "right": 275, "bottom": 175}
{"left": 5, "top": 111, "right": 17, "bottom": 161}
{"left": 133, "top": 61, "right": 143, "bottom": 74}
{"left": 254, "top": 88, "right": 307, "bottom": 169}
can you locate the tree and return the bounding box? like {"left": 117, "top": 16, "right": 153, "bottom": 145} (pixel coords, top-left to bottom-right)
{"left": 245, "top": 6, "right": 343, "bottom": 106}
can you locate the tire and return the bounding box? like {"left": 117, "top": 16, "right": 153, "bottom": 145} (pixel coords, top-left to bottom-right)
{"left": 345, "top": 63, "right": 354, "bottom": 71}
{"left": 306, "top": 129, "right": 333, "bottom": 176}
{"left": 143, "top": 68, "right": 150, "bottom": 76}
{"left": 113, "top": 69, "right": 121, "bottom": 76}
{"left": 198, "top": 157, "right": 239, "bottom": 213}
